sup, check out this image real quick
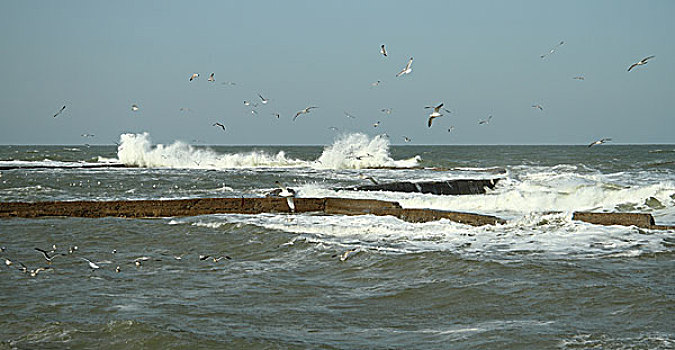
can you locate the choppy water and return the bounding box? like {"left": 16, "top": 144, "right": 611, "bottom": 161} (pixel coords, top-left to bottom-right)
{"left": 1, "top": 133, "right": 674, "bottom": 349}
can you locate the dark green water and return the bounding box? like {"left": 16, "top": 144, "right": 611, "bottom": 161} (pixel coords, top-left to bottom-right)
{"left": 1, "top": 140, "right": 674, "bottom": 349}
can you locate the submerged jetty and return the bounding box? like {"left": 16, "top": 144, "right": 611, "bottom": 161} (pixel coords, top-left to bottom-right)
{"left": 1, "top": 198, "right": 672, "bottom": 230}
{"left": 343, "top": 179, "right": 500, "bottom": 195}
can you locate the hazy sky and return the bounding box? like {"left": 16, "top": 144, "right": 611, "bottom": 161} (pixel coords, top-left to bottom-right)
{"left": 1, "top": 0, "right": 673, "bottom": 145}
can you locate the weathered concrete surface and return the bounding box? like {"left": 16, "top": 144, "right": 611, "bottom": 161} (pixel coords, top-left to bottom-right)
{"left": 343, "top": 179, "right": 500, "bottom": 195}
{"left": 573, "top": 211, "right": 675, "bottom": 230}
{"left": 0, "top": 163, "right": 127, "bottom": 170}
{"left": 0, "top": 197, "right": 505, "bottom": 226}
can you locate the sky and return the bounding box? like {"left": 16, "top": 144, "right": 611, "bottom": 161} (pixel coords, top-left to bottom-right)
{"left": 0, "top": 0, "right": 673, "bottom": 145}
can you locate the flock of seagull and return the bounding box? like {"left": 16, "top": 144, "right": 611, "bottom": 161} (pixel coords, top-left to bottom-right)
{"left": 49, "top": 42, "right": 656, "bottom": 147}
{"left": 1, "top": 230, "right": 366, "bottom": 278}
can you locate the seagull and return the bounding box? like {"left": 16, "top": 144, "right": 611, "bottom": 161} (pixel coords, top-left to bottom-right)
{"left": 403, "top": 136, "right": 412, "bottom": 143}
{"left": 425, "top": 103, "right": 447, "bottom": 128}
{"left": 30, "top": 267, "right": 51, "bottom": 277}
{"left": 207, "top": 73, "right": 215, "bottom": 82}
{"left": 189, "top": 73, "right": 199, "bottom": 81}
{"left": 243, "top": 100, "right": 257, "bottom": 107}
{"left": 381, "top": 108, "right": 392, "bottom": 115}
{"left": 478, "top": 115, "right": 493, "bottom": 125}
{"left": 344, "top": 112, "right": 356, "bottom": 119}
{"left": 212, "top": 122, "right": 226, "bottom": 131}
{"left": 258, "top": 94, "right": 269, "bottom": 104}
{"left": 4, "top": 258, "right": 13, "bottom": 267}
{"left": 358, "top": 174, "right": 378, "bottom": 185}
{"left": 81, "top": 258, "right": 100, "bottom": 270}
{"left": 627, "top": 55, "right": 655, "bottom": 72}
{"left": 447, "top": 126, "right": 455, "bottom": 133}
{"left": 380, "top": 44, "right": 387, "bottom": 57}
{"left": 212, "top": 256, "right": 231, "bottom": 262}
{"left": 572, "top": 75, "right": 585, "bottom": 80}
{"left": 373, "top": 121, "right": 380, "bottom": 128}
{"left": 293, "top": 106, "right": 318, "bottom": 121}
{"left": 532, "top": 104, "right": 543, "bottom": 111}
{"left": 540, "top": 41, "right": 564, "bottom": 59}
{"left": 328, "top": 126, "right": 339, "bottom": 132}
{"left": 199, "top": 254, "right": 210, "bottom": 261}
{"left": 52, "top": 105, "right": 66, "bottom": 118}
{"left": 371, "top": 80, "right": 382, "bottom": 87}
{"left": 34, "top": 248, "right": 56, "bottom": 264}
{"left": 396, "top": 57, "right": 413, "bottom": 77}
{"left": 275, "top": 180, "right": 296, "bottom": 213}
{"left": 588, "top": 138, "right": 612, "bottom": 148}
{"left": 68, "top": 245, "right": 78, "bottom": 254}
{"left": 272, "top": 112, "right": 281, "bottom": 118}
{"left": 131, "top": 104, "right": 140, "bottom": 112}
{"left": 251, "top": 110, "right": 258, "bottom": 116}
{"left": 81, "top": 133, "right": 95, "bottom": 138}
{"left": 339, "top": 249, "right": 359, "bottom": 261}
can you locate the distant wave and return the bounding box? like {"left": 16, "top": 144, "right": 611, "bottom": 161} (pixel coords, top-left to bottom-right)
{"left": 115, "top": 132, "right": 420, "bottom": 170}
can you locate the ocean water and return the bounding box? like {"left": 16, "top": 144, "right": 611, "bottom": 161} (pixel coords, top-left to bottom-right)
{"left": 0, "top": 132, "right": 673, "bottom": 349}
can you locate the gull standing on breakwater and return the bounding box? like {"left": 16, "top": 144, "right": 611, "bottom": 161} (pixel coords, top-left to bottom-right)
{"left": 627, "top": 55, "right": 655, "bottom": 72}
{"left": 396, "top": 57, "right": 413, "bottom": 77}
{"left": 588, "top": 138, "right": 612, "bottom": 148}
{"left": 275, "top": 181, "right": 296, "bottom": 213}
{"left": 52, "top": 105, "right": 66, "bottom": 118}
{"left": 293, "top": 107, "right": 318, "bottom": 121}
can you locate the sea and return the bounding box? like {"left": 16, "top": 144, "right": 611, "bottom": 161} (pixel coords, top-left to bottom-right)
{"left": 0, "top": 132, "right": 673, "bottom": 349}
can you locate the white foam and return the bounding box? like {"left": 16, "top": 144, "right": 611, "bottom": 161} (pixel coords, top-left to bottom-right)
{"left": 116, "top": 132, "right": 420, "bottom": 170}
{"left": 314, "top": 133, "right": 420, "bottom": 169}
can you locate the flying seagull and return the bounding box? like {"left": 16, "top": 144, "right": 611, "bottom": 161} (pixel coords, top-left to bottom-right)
{"left": 403, "top": 136, "right": 412, "bottom": 143}
{"left": 371, "top": 80, "right": 382, "bottom": 87}
{"left": 380, "top": 44, "right": 387, "bottom": 57}
{"left": 572, "top": 75, "right": 585, "bottom": 81}
{"left": 258, "top": 94, "right": 269, "bottom": 104}
{"left": 627, "top": 55, "right": 655, "bottom": 72}
{"left": 212, "top": 122, "right": 226, "bottom": 131}
{"left": 272, "top": 112, "right": 281, "bottom": 118}
{"left": 396, "top": 57, "right": 413, "bottom": 77}
{"left": 293, "top": 106, "right": 318, "bottom": 121}
{"left": 373, "top": 121, "right": 380, "bottom": 128}
{"left": 425, "top": 103, "right": 447, "bottom": 128}
{"left": 207, "top": 73, "right": 215, "bottom": 82}
{"left": 532, "top": 104, "right": 543, "bottom": 111}
{"left": 34, "top": 248, "right": 57, "bottom": 264}
{"left": 381, "top": 108, "right": 392, "bottom": 115}
{"left": 588, "top": 138, "right": 612, "bottom": 148}
{"left": 447, "top": 126, "right": 455, "bottom": 133}
{"left": 540, "top": 41, "right": 564, "bottom": 59}
{"left": 52, "top": 105, "right": 66, "bottom": 118}
{"left": 131, "top": 104, "right": 140, "bottom": 112}
{"left": 478, "top": 115, "right": 493, "bottom": 125}
{"left": 189, "top": 73, "right": 199, "bottom": 81}
{"left": 344, "top": 112, "right": 356, "bottom": 119}
{"left": 81, "top": 258, "right": 100, "bottom": 270}
{"left": 274, "top": 180, "right": 296, "bottom": 213}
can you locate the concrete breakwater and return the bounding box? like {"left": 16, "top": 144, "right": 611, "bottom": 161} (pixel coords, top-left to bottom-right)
{"left": 0, "top": 197, "right": 506, "bottom": 226}
{"left": 1, "top": 198, "right": 672, "bottom": 230}
{"left": 341, "top": 179, "right": 500, "bottom": 195}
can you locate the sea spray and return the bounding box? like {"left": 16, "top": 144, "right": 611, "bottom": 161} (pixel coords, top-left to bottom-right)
{"left": 315, "top": 133, "right": 420, "bottom": 169}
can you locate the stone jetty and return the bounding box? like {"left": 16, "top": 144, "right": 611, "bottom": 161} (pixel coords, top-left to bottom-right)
{"left": 0, "top": 197, "right": 506, "bottom": 226}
